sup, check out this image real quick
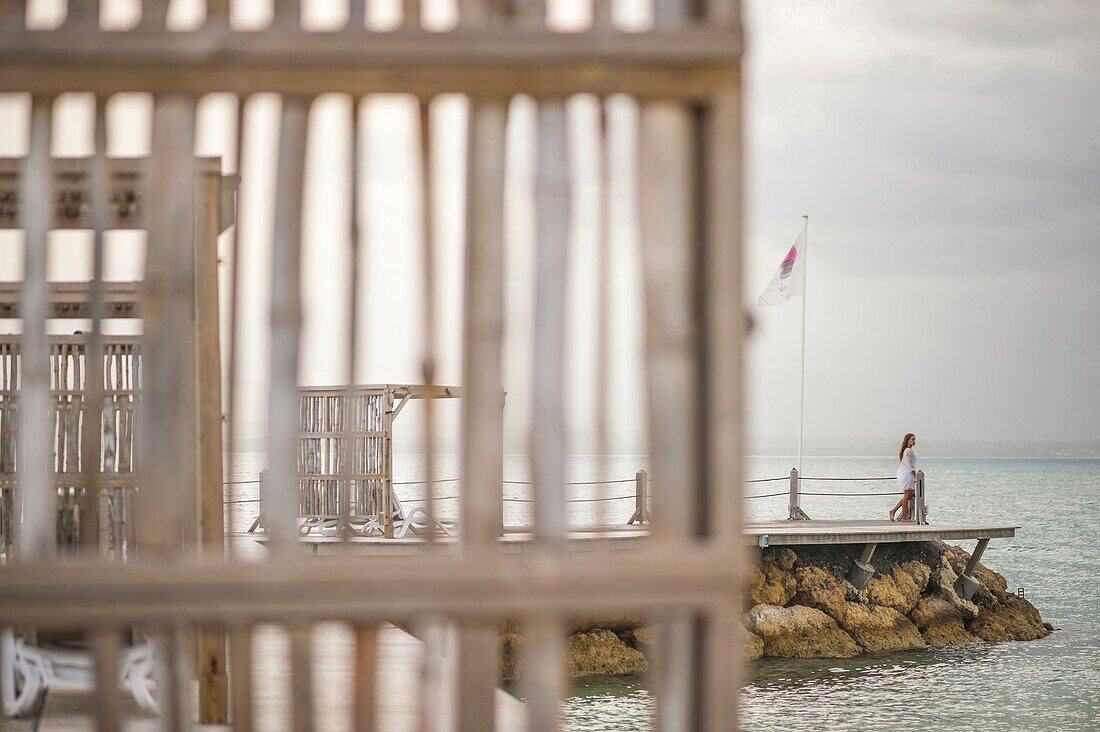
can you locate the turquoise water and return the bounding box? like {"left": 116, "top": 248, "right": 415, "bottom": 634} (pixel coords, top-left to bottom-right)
{"left": 226, "top": 455, "right": 1100, "bottom": 730}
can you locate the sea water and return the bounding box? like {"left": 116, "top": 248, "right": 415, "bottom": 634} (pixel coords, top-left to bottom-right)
{"left": 225, "top": 455, "right": 1100, "bottom": 731}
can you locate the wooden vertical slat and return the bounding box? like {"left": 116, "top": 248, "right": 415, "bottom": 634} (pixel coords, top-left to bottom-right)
{"left": 229, "top": 625, "right": 254, "bottom": 732}
{"left": 459, "top": 98, "right": 507, "bottom": 548}
{"left": 700, "top": 85, "right": 744, "bottom": 732}
{"left": 78, "top": 97, "right": 108, "bottom": 553}
{"left": 638, "top": 103, "right": 698, "bottom": 541}
{"left": 155, "top": 628, "right": 190, "bottom": 732}
{"left": 140, "top": 0, "right": 169, "bottom": 28}
{"left": 265, "top": 95, "right": 310, "bottom": 556}
{"left": 593, "top": 98, "right": 613, "bottom": 527}
{"left": 18, "top": 95, "right": 54, "bottom": 561}
{"left": 65, "top": 0, "right": 99, "bottom": 26}
{"left": 138, "top": 94, "right": 198, "bottom": 556}
{"left": 224, "top": 96, "right": 246, "bottom": 549}
{"left": 348, "top": 0, "right": 365, "bottom": 28}
{"left": 417, "top": 98, "right": 438, "bottom": 545}
{"left": 92, "top": 628, "right": 121, "bottom": 732}
{"left": 196, "top": 164, "right": 226, "bottom": 559}
{"left": 0, "top": 0, "right": 27, "bottom": 28}
{"left": 637, "top": 16, "right": 703, "bottom": 718}
{"left": 207, "top": 0, "right": 231, "bottom": 25}
{"left": 525, "top": 97, "right": 571, "bottom": 732}
{"left": 531, "top": 98, "right": 569, "bottom": 547}
{"left": 339, "top": 97, "right": 362, "bottom": 543}
{"left": 592, "top": 0, "right": 612, "bottom": 30}
{"left": 272, "top": 0, "right": 300, "bottom": 24}
{"left": 456, "top": 96, "right": 508, "bottom": 732}
{"left": 352, "top": 624, "right": 377, "bottom": 732}
{"left": 289, "top": 624, "right": 314, "bottom": 732}
{"left": 402, "top": 0, "right": 420, "bottom": 28}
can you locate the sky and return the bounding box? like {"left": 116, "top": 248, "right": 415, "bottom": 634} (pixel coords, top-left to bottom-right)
{"left": 0, "top": 0, "right": 1097, "bottom": 456}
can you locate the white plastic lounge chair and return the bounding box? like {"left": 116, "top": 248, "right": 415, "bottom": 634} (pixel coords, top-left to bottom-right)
{"left": 0, "top": 628, "right": 157, "bottom": 717}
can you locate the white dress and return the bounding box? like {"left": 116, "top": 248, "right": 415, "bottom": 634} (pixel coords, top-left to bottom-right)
{"left": 897, "top": 447, "right": 916, "bottom": 490}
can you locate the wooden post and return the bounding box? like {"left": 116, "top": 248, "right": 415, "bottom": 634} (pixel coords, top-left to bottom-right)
{"left": 788, "top": 468, "right": 808, "bottom": 520}
{"left": 195, "top": 168, "right": 228, "bottom": 723}
{"left": 383, "top": 389, "right": 394, "bottom": 539}
{"left": 628, "top": 469, "right": 649, "bottom": 525}
{"left": 914, "top": 470, "right": 927, "bottom": 525}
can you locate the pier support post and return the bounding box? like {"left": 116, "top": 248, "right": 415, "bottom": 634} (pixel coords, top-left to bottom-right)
{"left": 627, "top": 470, "right": 650, "bottom": 525}
{"left": 788, "top": 468, "right": 809, "bottom": 520}
{"left": 953, "top": 537, "right": 989, "bottom": 600}
{"left": 846, "top": 542, "right": 877, "bottom": 589}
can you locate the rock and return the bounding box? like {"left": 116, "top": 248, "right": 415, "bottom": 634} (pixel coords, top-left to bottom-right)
{"left": 568, "top": 617, "right": 643, "bottom": 635}
{"left": 968, "top": 595, "right": 1050, "bottom": 643}
{"left": 830, "top": 602, "right": 925, "bottom": 652}
{"left": 909, "top": 596, "right": 980, "bottom": 647}
{"left": 930, "top": 555, "right": 981, "bottom": 620}
{"left": 501, "top": 626, "right": 647, "bottom": 681}
{"left": 744, "top": 604, "right": 860, "bottom": 659}
{"left": 749, "top": 549, "right": 799, "bottom": 607}
{"left": 567, "top": 630, "right": 647, "bottom": 677}
{"left": 865, "top": 561, "right": 931, "bottom": 614}
{"left": 768, "top": 547, "right": 798, "bottom": 571}
{"left": 1043, "top": 621, "right": 1055, "bottom": 632}
{"left": 619, "top": 627, "right": 652, "bottom": 655}
{"left": 792, "top": 565, "right": 847, "bottom": 616}
{"left": 743, "top": 629, "right": 764, "bottom": 660}
{"left": 500, "top": 627, "right": 525, "bottom": 682}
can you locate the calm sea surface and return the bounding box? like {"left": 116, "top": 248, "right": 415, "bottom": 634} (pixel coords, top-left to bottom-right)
{"left": 226, "top": 455, "right": 1100, "bottom": 731}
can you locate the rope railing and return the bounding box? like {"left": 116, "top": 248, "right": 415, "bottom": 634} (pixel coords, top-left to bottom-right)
{"left": 223, "top": 468, "right": 928, "bottom": 526}
{"left": 799, "top": 476, "right": 895, "bottom": 482}
{"left": 798, "top": 491, "right": 903, "bottom": 497}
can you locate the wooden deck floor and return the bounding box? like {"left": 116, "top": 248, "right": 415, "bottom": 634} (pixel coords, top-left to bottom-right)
{"left": 249, "top": 519, "right": 1017, "bottom": 555}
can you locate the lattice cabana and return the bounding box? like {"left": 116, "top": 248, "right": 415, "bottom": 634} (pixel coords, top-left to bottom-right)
{"left": 292, "top": 385, "right": 461, "bottom": 538}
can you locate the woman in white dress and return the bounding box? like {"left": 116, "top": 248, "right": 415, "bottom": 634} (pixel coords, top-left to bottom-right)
{"left": 889, "top": 433, "right": 917, "bottom": 522}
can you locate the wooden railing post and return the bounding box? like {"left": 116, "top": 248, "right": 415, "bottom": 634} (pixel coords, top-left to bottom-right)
{"left": 627, "top": 469, "right": 649, "bottom": 525}
{"left": 788, "top": 468, "right": 808, "bottom": 520}
{"left": 914, "top": 470, "right": 927, "bottom": 524}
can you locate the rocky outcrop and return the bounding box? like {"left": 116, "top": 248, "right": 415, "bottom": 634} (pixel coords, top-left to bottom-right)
{"left": 969, "top": 595, "right": 1049, "bottom": 642}
{"left": 830, "top": 602, "right": 925, "bottom": 652}
{"left": 498, "top": 540, "right": 1049, "bottom": 677}
{"left": 743, "top": 629, "right": 765, "bottom": 660}
{"left": 865, "top": 561, "right": 930, "bottom": 614}
{"left": 500, "top": 626, "right": 646, "bottom": 682}
{"left": 910, "top": 596, "right": 979, "bottom": 647}
{"left": 744, "top": 604, "right": 860, "bottom": 658}
{"left": 749, "top": 547, "right": 799, "bottom": 606}
{"left": 743, "top": 541, "right": 1049, "bottom": 659}
{"left": 566, "top": 630, "right": 647, "bottom": 677}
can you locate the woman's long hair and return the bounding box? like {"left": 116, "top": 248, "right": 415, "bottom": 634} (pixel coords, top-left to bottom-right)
{"left": 898, "top": 433, "right": 915, "bottom": 463}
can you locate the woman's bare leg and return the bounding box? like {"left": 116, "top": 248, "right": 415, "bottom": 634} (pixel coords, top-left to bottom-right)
{"left": 900, "top": 490, "right": 914, "bottom": 521}
{"left": 889, "top": 497, "right": 905, "bottom": 521}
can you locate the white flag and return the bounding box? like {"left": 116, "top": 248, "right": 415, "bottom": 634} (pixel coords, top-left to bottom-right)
{"left": 757, "top": 229, "right": 805, "bottom": 306}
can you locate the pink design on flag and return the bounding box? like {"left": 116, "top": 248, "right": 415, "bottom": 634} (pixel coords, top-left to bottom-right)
{"left": 779, "top": 245, "right": 797, "bottom": 279}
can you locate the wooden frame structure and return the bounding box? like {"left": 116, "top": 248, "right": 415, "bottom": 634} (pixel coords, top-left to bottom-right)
{"left": 295, "top": 385, "right": 463, "bottom": 538}
{"left": 0, "top": 1, "right": 747, "bottom": 730}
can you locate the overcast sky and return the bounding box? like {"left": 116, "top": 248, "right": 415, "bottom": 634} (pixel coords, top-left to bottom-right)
{"left": 0, "top": 0, "right": 1097, "bottom": 455}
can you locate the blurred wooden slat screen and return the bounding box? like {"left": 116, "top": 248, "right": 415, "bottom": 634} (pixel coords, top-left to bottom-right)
{"left": 0, "top": 0, "right": 746, "bottom": 729}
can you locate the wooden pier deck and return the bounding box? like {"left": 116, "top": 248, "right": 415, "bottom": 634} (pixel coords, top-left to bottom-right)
{"left": 253, "top": 519, "right": 1019, "bottom": 555}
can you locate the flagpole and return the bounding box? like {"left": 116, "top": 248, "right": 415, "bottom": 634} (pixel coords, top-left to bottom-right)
{"left": 798, "top": 215, "right": 809, "bottom": 475}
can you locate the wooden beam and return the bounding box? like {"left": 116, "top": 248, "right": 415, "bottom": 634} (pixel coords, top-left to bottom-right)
{"left": 0, "top": 544, "right": 741, "bottom": 626}
{"left": 0, "top": 156, "right": 233, "bottom": 232}
{"left": 0, "top": 281, "right": 143, "bottom": 319}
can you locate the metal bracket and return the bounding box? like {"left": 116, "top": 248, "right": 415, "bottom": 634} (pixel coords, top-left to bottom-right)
{"left": 846, "top": 542, "right": 877, "bottom": 589}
